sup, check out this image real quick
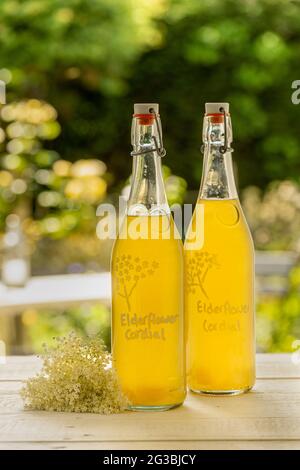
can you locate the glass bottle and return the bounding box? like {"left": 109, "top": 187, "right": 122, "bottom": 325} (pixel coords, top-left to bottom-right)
{"left": 1, "top": 214, "right": 30, "bottom": 287}
{"left": 111, "top": 103, "right": 186, "bottom": 410}
{"left": 184, "top": 103, "right": 255, "bottom": 395}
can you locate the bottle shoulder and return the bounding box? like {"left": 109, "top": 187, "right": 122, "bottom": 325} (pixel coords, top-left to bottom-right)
{"left": 112, "top": 214, "right": 183, "bottom": 247}
{"left": 184, "top": 198, "right": 254, "bottom": 251}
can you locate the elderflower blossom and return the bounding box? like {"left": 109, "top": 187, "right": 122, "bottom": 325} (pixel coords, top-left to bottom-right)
{"left": 20, "top": 332, "right": 129, "bottom": 414}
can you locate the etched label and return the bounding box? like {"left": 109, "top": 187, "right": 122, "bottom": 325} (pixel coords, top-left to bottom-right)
{"left": 120, "top": 312, "right": 179, "bottom": 341}
{"left": 197, "top": 301, "right": 249, "bottom": 315}
{"left": 114, "top": 255, "right": 159, "bottom": 311}
{"left": 197, "top": 301, "right": 249, "bottom": 333}
{"left": 186, "top": 252, "right": 219, "bottom": 300}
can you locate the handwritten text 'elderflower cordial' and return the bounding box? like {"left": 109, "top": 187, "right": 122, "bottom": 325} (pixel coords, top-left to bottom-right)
{"left": 120, "top": 312, "right": 179, "bottom": 341}
{"left": 197, "top": 301, "right": 250, "bottom": 333}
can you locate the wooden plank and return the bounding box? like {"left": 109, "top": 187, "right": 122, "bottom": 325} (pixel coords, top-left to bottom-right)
{"left": 1, "top": 354, "right": 300, "bottom": 381}
{"left": 0, "top": 356, "right": 42, "bottom": 381}
{"left": 0, "top": 440, "right": 299, "bottom": 450}
{"left": 256, "top": 354, "right": 294, "bottom": 363}
{"left": 255, "top": 251, "right": 297, "bottom": 276}
{"left": 0, "top": 411, "right": 299, "bottom": 442}
{"left": 0, "top": 273, "right": 111, "bottom": 315}
{"left": 2, "top": 376, "right": 300, "bottom": 394}
{"left": 257, "top": 362, "right": 300, "bottom": 379}
{"left": 0, "top": 354, "right": 293, "bottom": 368}
{"left": 1, "top": 379, "right": 300, "bottom": 416}
{"left": 256, "top": 354, "right": 300, "bottom": 378}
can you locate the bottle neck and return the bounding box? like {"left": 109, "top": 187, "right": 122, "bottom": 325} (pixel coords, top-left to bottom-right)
{"left": 199, "top": 114, "right": 237, "bottom": 199}
{"left": 127, "top": 114, "right": 169, "bottom": 216}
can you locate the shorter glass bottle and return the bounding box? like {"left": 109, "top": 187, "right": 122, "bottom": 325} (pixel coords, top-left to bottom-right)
{"left": 1, "top": 214, "right": 30, "bottom": 287}
{"left": 111, "top": 103, "right": 186, "bottom": 410}
{"left": 184, "top": 103, "right": 255, "bottom": 395}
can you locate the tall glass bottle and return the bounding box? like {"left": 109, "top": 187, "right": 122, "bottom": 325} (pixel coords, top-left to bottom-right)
{"left": 184, "top": 103, "right": 255, "bottom": 395}
{"left": 111, "top": 103, "right": 186, "bottom": 410}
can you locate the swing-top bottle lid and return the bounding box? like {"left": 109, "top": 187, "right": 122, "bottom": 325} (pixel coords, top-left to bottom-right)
{"left": 134, "top": 103, "right": 159, "bottom": 115}
{"left": 205, "top": 103, "right": 229, "bottom": 114}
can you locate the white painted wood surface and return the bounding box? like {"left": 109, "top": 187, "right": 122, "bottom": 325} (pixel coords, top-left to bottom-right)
{"left": 0, "top": 354, "right": 300, "bottom": 450}
{"left": 0, "top": 272, "right": 111, "bottom": 314}
{"left": 0, "top": 251, "right": 297, "bottom": 316}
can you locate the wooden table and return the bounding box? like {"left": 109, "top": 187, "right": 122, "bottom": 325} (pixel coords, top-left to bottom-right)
{"left": 0, "top": 354, "right": 300, "bottom": 450}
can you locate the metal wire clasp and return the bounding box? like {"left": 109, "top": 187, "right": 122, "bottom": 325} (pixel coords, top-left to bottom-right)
{"left": 201, "top": 106, "right": 233, "bottom": 154}
{"left": 131, "top": 107, "right": 166, "bottom": 158}
{"left": 219, "top": 106, "right": 232, "bottom": 154}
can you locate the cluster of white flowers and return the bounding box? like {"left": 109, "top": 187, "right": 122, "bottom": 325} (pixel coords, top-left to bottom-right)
{"left": 20, "top": 332, "right": 129, "bottom": 414}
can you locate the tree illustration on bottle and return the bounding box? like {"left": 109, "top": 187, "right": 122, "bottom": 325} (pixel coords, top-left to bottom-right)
{"left": 186, "top": 252, "right": 219, "bottom": 300}
{"left": 114, "top": 255, "right": 159, "bottom": 311}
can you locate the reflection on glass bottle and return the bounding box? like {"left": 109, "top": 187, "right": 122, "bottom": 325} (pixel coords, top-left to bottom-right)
{"left": 111, "top": 104, "right": 186, "bottom": 410}
{"left": 1, "top": 214, "right": 30, "bottom": 287}
{"left": 184, "top": 103, "right": 255, "bottom": 395}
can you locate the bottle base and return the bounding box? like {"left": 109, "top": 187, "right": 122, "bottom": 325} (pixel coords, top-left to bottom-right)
{"left": 189, "top": 385, "right": 253, "bottom": 396}
{"left": 127, "top": 402, "right": 183, "bottom": 412}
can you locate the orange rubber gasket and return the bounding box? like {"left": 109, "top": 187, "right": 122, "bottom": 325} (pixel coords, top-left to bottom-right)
{"left": 206, "top": 113, "right": 229, "bottom": 123}
{"left": 133, "top": 113, "right": 155, "bottom": 125}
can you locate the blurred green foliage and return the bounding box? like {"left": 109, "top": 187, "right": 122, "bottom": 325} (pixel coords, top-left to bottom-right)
{"left": 0, "top": 0, "right": 164, "bottom": 181}
{"left": 132, "top": 0, "right": 300, "bottom": 189}
{"left": 0, "top": 0, "right": 300, "bottom": 190}
{"left": 257, "top": 266, "right": 300, "bottom": 352}
{"left": 242, "top": 180, "right": 300, "bottom": 251}
{"left": 0, "top": 98, "right": 112, "bottom": 275}
{"left": 0, "top": 97, "right": 187, "bottom": 275}
{"left": 22, "top": 303, "right": 111, "bottom": 352}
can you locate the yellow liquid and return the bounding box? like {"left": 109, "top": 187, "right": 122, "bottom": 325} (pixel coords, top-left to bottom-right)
{"left": 111, "top": 215, "right": 186, "bottom": 409}
{"left": 184, "top": 199, "right": 255, "bottom": 393}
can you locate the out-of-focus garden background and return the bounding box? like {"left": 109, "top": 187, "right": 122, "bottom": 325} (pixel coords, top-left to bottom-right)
{"left": 0, "top": 0, "right": 300, "bottom": 354}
